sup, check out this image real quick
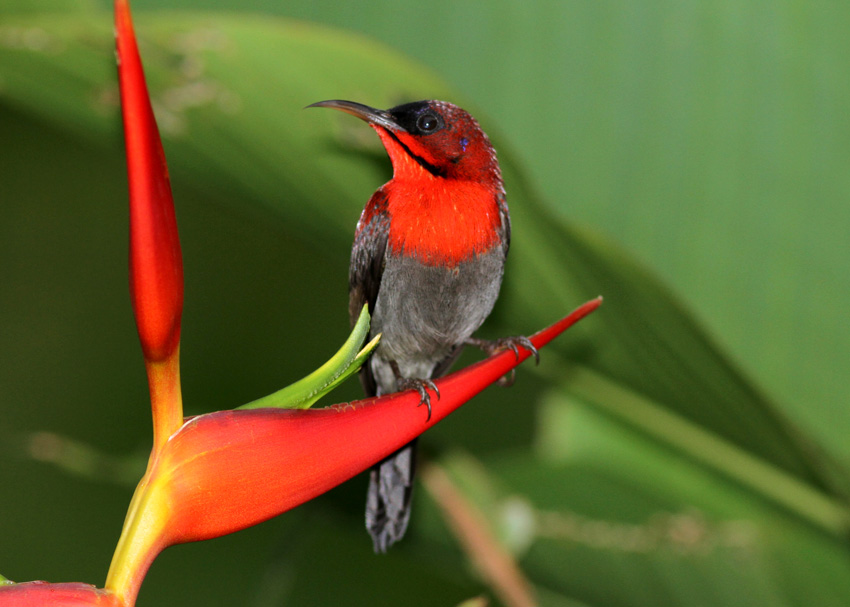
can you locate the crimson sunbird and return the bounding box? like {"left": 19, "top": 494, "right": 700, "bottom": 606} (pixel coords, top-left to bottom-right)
{"left": 309, "top": 99, "right": 536, "bottom": 552}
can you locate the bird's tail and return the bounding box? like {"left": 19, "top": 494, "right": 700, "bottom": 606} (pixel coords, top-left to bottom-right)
{"left": 362, "top": 349, "right": 463, "bottom": 552}
{"left": 366, "top": 438, "right": 418, "bottom": 553}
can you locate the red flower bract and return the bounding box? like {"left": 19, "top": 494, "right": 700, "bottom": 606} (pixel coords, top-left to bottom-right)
{"left": 151, "top": 297, "right": 602, "bottom": 545}
{"left": 0, "top": 582, "right": 121, "bottom": 607}
{"left": 116, "top": 0, "right": 183, "bottom": 364}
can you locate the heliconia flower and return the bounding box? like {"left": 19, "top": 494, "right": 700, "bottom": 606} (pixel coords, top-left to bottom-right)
{"left": 103, "top": 298, "right": 600, "bottom": 606}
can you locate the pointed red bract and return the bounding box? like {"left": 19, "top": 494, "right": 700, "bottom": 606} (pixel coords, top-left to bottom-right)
{"left": 0, "top": 582, "right": 122, "bottom": 607}
{"left": 115, "top": 0, "right": 183, "bottom": 364}
{"left": 151, "top": 298, "right": 601, "bottom": 545}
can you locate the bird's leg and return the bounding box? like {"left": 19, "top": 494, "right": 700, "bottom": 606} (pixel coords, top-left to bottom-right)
{"left": 389, "top": 360, "right": 440, "bottom": 422}
{"left": 464, "top": 335, "right": 540, "bottom": 386}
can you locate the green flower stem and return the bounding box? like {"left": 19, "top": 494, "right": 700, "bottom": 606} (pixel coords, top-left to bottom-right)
{"left": 240, "top": 305, "right": 378, "bottom": 410}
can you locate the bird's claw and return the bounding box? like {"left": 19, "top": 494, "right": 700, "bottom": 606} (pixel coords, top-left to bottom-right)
{"left": 511, "top": 336, "right": 540, "bottom": 364}
{"left": 464, "top": 335, "right": 538, "bottom": 386}
{"left": 397, "top": 377, "right": 440, "bottom": 422}
{"left": 465, "top": 335, "right": 540, "bottom": 364}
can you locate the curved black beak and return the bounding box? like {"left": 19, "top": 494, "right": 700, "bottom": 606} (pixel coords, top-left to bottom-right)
{"left": 306, "top": 99, "right": 403, "bottom": 132}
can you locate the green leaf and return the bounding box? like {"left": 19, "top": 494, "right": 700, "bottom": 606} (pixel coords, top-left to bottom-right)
{"left": 240, "top": 304, "right": 378, "bottom": 410}
{"left": 497, "top": 180, "right": 848, "bottom": 499}
{"left": 3, "top": 7, "right": 849, "bottom": 606}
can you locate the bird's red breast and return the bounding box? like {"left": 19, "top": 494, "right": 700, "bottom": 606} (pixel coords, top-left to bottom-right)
{"left": 382, "top": 178, "right": 502, "bottom": 266}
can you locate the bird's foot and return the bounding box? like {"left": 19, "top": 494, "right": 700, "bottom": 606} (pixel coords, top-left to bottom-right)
{"left": 396, "top": 377, "right": 440, "bottom": 422}
{"left": 465, "top": 335, "right": 540, "bottom": 362}
{"left": 389, "top": 361, "right": 440, "bottom": 422}
{"left": 464, "top": 335, "right": 539, "bottom": 387}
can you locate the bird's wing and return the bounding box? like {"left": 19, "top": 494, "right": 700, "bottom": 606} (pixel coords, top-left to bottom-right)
{"left": 349, "top": 188, "right": 390, "bottom": 397}
{"left": 497, "top": 190, "right": 511, "bottom": 256}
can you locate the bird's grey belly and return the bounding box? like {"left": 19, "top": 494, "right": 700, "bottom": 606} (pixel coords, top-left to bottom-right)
{"left": 370, "top": 250, "right": 504, "bottom": 391}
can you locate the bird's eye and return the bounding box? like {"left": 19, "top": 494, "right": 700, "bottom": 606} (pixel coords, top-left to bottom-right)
{"left": 416, "top": 112, "right": 440, "bottom": 133}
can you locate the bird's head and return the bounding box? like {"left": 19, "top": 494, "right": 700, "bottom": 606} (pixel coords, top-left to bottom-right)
{"left": 309, "top": 99, "right": 502, "bottom": 186}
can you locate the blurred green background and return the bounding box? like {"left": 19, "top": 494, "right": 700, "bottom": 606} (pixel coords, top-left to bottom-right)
{"left": 1, "top": 1, "right": 849, "bottom": 606}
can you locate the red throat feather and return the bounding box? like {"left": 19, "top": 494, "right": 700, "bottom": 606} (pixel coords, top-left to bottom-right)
{"left": 369, "top": 125, "right": 503, "bottom": 267}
